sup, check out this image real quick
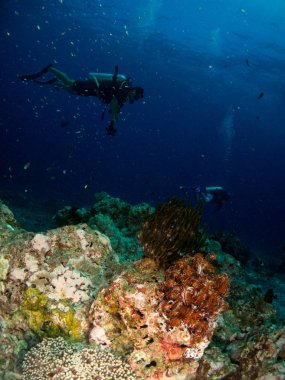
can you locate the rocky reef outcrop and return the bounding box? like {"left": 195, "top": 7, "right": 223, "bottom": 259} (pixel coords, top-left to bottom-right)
{"left": 0, "top": 196, "right": 285, "bottom": 379}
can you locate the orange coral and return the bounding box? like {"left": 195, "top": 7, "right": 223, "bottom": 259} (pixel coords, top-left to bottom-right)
{"left": 158, "top": 253, "right": 229, "bottom": 346}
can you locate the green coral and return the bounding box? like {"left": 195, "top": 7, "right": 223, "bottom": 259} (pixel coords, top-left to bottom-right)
{"left": 53, "top": 192, "right": 154, "bottom": 263}
{"left": 91, "top": 192, "right": 152, "bottom": 229}
{"left": 21, "top": 288, "right": 83, "bottom": 341}
{"left": 0, "top": 201, "right": 20, "bottom": 228}
{"left": 89, "top": 213, "right": 143, "bottom": 262}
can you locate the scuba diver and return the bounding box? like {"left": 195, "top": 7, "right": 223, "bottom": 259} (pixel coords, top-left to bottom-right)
{"left": 180, "top": 185, "right": 230, "bottom": 212}
{"left": 19, "top": 64, "right": 144, "bottom": 135}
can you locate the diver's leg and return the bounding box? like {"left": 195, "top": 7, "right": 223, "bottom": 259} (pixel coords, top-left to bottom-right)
{"left": 19, "top": 64, "right": 76, "bottom": 94}
{"left": 48, "top": 67, "right": 74, "bottom": 87}
{"left": 110, "top": 97, "right": 120, "bottom": 123}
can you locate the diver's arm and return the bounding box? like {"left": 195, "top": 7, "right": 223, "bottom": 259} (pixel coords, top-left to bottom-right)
{"left": 199, "top": 192, "right": 207, "bottom": 203}
{"left": 213, "top": 202, "right": 223, "bottom": 213}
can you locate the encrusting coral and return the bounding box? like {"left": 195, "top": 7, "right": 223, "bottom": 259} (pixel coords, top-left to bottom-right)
{"left": 138, "top": 198, "right": 206, "bottom": 267}
{"left": 21, "top": 287, "right": 83, "bottom": 340}
{"left": 88, "top": 254, "right": 229, "bottom": 379}
{"left": 22, "top": 337, "right": 136, "bottom": 380}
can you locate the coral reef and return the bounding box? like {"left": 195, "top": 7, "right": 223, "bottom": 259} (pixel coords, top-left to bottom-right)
{"left": 0, "top": 199, "right": 20, "bottom": 229}
{"left": 53, "top": 192, "right": 154, "bottom": 262}
{"left": 53, "top": 206, "right": 89, "bottom": 226}
{"left": 212, "top": 231, "right": 251, "bottom": 265}
{"left": 0, "top": 220, "right": 119, "bottom": 376}
{"left": 1, "top": 197, "right": 285, "bottom": 379}
{"left": 22, "top": 337, "right": 136, "bottom": 380}
{"left": 90, "top": 192, "right": 152, "bottom": 231}
{"left": 230, "top": 328, "right": 285, "bottom": 379}
{"left": 0, "top": 199, "right": 22, "bottom": 249}
{"left": 88, "top": 254, "right": 228, "bottom": 379}
{"left": 158, "top": 253, "right": 229, "bottom": 354}
{"left": 21, "top": 287, "right": 83, "bottom": 340}
{"left": 196, "top": 346, "right": 238, "bottom": 379}
{"left": 198, "top": 239, "right": 285, "bottom": 379}
{"left": 138, "top": 198, "right": 206, "bottom": 267}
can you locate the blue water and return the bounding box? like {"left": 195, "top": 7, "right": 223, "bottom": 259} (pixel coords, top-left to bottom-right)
{"left": 1, "top": 0, "right": 285, "bottom": 255}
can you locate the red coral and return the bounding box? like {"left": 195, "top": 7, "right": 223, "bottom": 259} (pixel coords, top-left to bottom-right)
{"left": 161, "top": 341, "right": 187, "bottom": 361}
{"left": 158, "top": 253, "right": 229, "bottom": 345}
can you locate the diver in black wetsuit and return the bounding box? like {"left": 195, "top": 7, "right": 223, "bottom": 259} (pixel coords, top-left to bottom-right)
{"left": 180, "top": 185, "right": 230, "bottom": 212}
{"left": 19, "top": 64, "right": 144, "bottom": 135}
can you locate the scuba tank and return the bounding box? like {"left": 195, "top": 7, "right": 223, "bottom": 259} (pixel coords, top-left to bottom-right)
{"left": 89, "top": 73, "right": 127, "bottom": 83}
{"left": 89, "top": 65, "right": 127, "bottom": 87}
{"left": 205, "top": 186, "right": 223, "bottom": 192}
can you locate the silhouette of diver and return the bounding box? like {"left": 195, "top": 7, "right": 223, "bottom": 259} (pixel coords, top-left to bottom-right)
{"left": 19, "top": 64, "right": 144, "bottom": 135}
{"left": 180, "top": 185, "right": 230, "bottom": 212}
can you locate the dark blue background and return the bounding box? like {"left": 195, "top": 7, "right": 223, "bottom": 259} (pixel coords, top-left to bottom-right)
{"left": 1, "top": 0, "right": 285, "bottom": 255}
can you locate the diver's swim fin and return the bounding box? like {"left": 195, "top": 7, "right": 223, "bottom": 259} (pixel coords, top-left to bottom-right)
{"left": 106, "top": 121, "right": 117, "bottom": 136}
{"left": 19, "top": 73, "right": 40, "bottom": 81}
{"left": 106, "top": 127, "right": 117, "bottom": 136}
{"left": 33, "top": 78, "right": 57, "bottom": 85}
{"left": 19, "top": 64, "right": 53, "bottom": 81}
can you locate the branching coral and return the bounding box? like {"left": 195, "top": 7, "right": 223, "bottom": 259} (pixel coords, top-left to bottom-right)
{"left": 22, "top": 337, "right": 136, "bottom": 380}
{"left": 138, "top": 198, "right": 206, "bottom": 267}
{"left": 158, "top": 253, "right": 229, "bottom": 350}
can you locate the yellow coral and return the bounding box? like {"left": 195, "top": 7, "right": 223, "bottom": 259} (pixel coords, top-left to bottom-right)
{"left": 21, "top": 288, "right": 83, "bottom": 341}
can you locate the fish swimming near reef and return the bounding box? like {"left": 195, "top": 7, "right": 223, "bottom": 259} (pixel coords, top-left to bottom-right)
{"left": 60, "top": 119, "right": 69, "bottom": 128}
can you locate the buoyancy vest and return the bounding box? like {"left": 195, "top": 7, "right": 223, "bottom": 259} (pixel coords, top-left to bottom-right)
{"left": 89, "top": 72, "right": 131, "bottom": 105}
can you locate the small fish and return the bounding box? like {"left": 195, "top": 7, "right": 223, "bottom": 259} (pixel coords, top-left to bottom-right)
{"left": 257, "top": 92, "right": 264, "bottom": 99}
{"left": 23, "top": 162, "right": 31, "bottom": 170}
{"left": 60, "top": 119, "right": 69, "bottom": 128}
{"left": 246, "top": 59, "right": 250, "bottom": 66}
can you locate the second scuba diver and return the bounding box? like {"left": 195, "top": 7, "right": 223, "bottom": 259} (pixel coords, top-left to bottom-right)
{"left": 180, "top": 185, "right": 230, "bottom": 212}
